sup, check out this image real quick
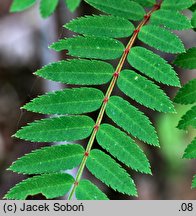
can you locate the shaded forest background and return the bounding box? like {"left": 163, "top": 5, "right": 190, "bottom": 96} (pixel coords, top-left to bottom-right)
{"left": 0, "top": 0, "right": 195, "bottom": 199}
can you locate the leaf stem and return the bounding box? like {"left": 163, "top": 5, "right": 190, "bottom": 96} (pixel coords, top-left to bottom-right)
{"left": 68, "top": 1, "right": 162, "bottom": 200}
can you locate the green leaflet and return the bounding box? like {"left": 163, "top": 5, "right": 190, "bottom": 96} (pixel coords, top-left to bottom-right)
{"left": 134, "top": 0, "right": 155, "bottom": 7}
{"left": 96, "top": 124, "right": 151, "bottom": 174}
{"left": 118, "top": 70, "right": 175, "bottom": 113}
{"left": 76, "top": 179, "right": 109, "bottom": 200}
{"left": 150, "top": 10, "right": 192, "bottom": 30}
{"left": 65, "top": 15, "right": 135, "bottom": 38}
{"left": 5, "top": 173, "right": 74, "bottom": 200}
{"left": 192, "top": 11, "right": 196, "bottom": 28}
{"left": 65, "top": 0, "right": 81, "bottom": 12}
{"left": 22, "top": 88, "right": 104, "bottom": 115}
{"left": 174, "top": 79, "right": 196, "bottom": 105}
{"left": 162, "top": 0, "right": 195, "bottom": 11}
{"left": 127, "top": 47, "right": 180, "bottom": 87}
{"left": 15, "top": 116, "right": 94, "bottom": 142}
{"left": 40, "top": 0, "right": 59, "bottom": 18}
{"left": 177, "top": 105, "right": 196, "bottom": 130}
{"left": 192, "top": 175, "right": 196, "bottom": 188}
{"left": 10, "top": 0, "right": 36, "bottom": 12}
{"left": 35, "top": 59, "right": 114, "bottom": 85}
{"left": 174, "top": 48, "right": 196, "bottom": 69}
{"left": 138, "top": 25, "right": 185, "bottom": 53}
{"left": 50, "top": 36, "right": 124, "bottom": 60}
{"left": 183, "top": 137, "right": 196, "bottom": 159}
{"left": 84, "top": 0, "right": 145, "bottom": 20}
{"left": 106, "top": 96, "right": 159, "bottom": 146}
{"left": 86, "top": 149, "right": 137, "bottom": 196}
{"left": 8, "top": 144, "right": 84, "bottom": 174}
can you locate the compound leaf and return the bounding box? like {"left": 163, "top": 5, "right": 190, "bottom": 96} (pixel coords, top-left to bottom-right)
{"left": 5, "top": 173, "right": 74, "bottom": 200}
{"left": 65, "top": 0, "right": 81, "bottom": 12}
{"left": 10, "top": 0, "right": 36, "bottom": 12}
{"left": 15, "top": 116, "right": 94, "bottom": 142}
{"left": 138, "top": 25, "right": 185, "bottom": 53}
{"left": 106, "top": 96, "right": 159, "bottom": 146}
{"left": 35, "top": 59, "right": 114, "bottom": 85}
{"left": 40, "top": 0, "right": 59, "bottom": 18}
{"left": 65, "top": 15, "right": 135, "bottom": 38}
{"left": 50, "top": 36, "right": 124, "bottom": 60}
{"left": 86, "top": 149, "right": 137, "bottom": 196}
{"left": 84, "top": 0, "right": 145, "bottom": 20}
{"left": 76, "top": 179, "right": 109, "bottom": 200}
{"left": 174, "top": 48, "right": 196, "bottom": 69}
{"left": 118, "top": 70, "right": 175, "bottom": 112}
{"left": 8, "top": 144, "right": 84, "bottom": 174}
{"left": 96, "top": 124, "right": 151, "bottom": 174}
{"left": 22, "top": 88, "right": 104, "bottom": 115}
{"left": 183, "top": 137, "right": 196, "bottom": 159}
{"left": 150, "top": 10, "right": 192, "bottom": 30}
{"left": 174, "top": 79, "right": 196, "bottom": 105}
{"left": 177, "top": 105, "right": 196, "bottom": 130}
{"left": 128, "top": 47, "right": 180, "bottom": 86}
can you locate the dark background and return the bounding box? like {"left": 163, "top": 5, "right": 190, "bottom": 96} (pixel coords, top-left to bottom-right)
{"left": 0, "top": 0, "right": 196, "bottom": 200}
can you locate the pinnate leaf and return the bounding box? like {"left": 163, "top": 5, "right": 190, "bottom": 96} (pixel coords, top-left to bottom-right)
{"left": 50, "top": 36, "right": 124, "bottom": 60}
{"left": 183, "top": 137, "right": 196, "bottom": 159}
{"left": 65, "top": 0, "right": 81, "bottom": 12}
{"left": 174, "top": 48, "right": 196, "bottom": 69}
{"left": 138, "top": 25, "right": 185, "bottom": 53}
{"left": 174, "top": 79, "right": 196, "bottom": 105}
{"left": 15, "top": 116, "right": 94, "bottom": 142}
{"left": 118, "top": 70, "right": 175, "bottom": 113}
{"left": 177, "top": 105, "right": 196, "bottom": 130}
{"left": 150, "top": 10, "right": 192, "bottom": 30}
{"left": 106, "top": 96, "right": 159, "bottom": 146}
{"left": 84, "top": 0, "right": 145, "bottom": 21}
{"left": 76, "top": 179, "right": 108, "bottom": 200}
{"left": 128, "top": 47, "right": 180, "bottom": 87}
{"left": 8, "top": 144, "right": 84, "bottom": 174}
{"left": 23, "top": 88, "right": 104, "bottom": 115}
{"left": 162, "top": 0, "right": 195, "bottom": 11}
{"left": 10, "top": 0, "right": 36, "bottom": 12}
{"left": 65, "top": 15, "right": 135, "bottom": 38}
{"left": 35, "top": 59, "right": 114, "bottom": 85}
{"left": 40, "top": 0, "right": 58, "bottom": 18}
{"left": 5, "top": 173, "right": 74, "bottom": 200}
{"left": 86, "top": 149, "right": 137, "bottom": 196}
{"left": 96, "top": 124, "right": 151, "bottom": 174}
